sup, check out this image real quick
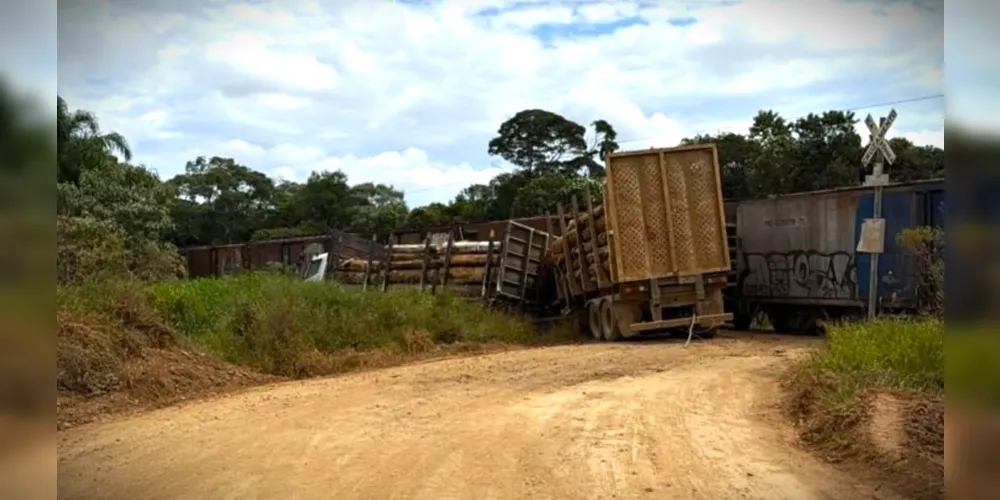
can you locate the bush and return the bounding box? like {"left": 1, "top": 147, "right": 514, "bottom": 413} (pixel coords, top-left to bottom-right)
{"left": 897, "top": 226, "right": 944, "bottom": 316}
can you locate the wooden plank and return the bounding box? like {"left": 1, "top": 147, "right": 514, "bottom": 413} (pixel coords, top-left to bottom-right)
{"left": 437, "top": 226, "right": 455, "bottom": 293}
{"left": 570, "top": 195, "right": 591, "bottom": 291}
{"left": 604, "top": 154, "right": 624, "bottom": 284}
{"left": 518, "top": 227, "right": 535, "bottom": 309}
{"left": 537, "top": 215, "right": 554, "bottom": 307}
{"left": 708, "top": 145, "right": 730, "bottom": 270}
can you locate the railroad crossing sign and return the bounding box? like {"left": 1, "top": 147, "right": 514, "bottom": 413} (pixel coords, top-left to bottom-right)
{"left": 861, "top": 108, "right": 898, "bottom": 168}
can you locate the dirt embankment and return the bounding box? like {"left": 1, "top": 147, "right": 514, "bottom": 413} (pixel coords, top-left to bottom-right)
{"left": 783, "top": 365, "right": 944, "bottom": 499}
{"left": 57, "top": 334, "right": 922, "bottom": 500}
{"left": 56, "top": 305, "right": 276, "bottom": 430}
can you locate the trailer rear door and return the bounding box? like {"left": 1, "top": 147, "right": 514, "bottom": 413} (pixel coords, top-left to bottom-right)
{"left": 604, "top": 144, "right": 730, "bottom": 282}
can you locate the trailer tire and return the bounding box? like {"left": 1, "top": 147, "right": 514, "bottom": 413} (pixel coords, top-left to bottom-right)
{"left": 732, "top": 312, "right": 753, "bottom": 331}
{"left": 587, "top": 300, "right": 603, "bottom": 340}
{"left": 600, "top": 299, "right": 623, "bottom": 341}
{"left": 697, "top": 326, "right": 719, "bottom": 339}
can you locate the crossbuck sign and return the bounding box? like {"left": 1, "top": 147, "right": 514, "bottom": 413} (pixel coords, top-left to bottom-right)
{"left": 861, "top": 108, "right": 897, "bottom": 168}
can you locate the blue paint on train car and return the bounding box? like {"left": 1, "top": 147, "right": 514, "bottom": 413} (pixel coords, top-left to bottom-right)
{"left": 853, "top": 181, "right": 945, "bottom": 309}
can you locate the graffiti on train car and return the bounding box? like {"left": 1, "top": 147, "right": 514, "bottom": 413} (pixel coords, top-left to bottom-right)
{"left": 738, "top": 251, "right": 857, "bottom": 299}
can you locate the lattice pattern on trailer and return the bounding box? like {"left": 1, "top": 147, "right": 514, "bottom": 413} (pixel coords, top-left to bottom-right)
{"left": 609, "top": 155, "right": 649, "bottom": 281}
{"left": 664, "top": 153, "right": 695, "bottom": 273}
{"left": 641, "top": 154, "right": 674, "bottom": 277}
{"left": 683, "top": 150, "right": 726, "bottom": 270}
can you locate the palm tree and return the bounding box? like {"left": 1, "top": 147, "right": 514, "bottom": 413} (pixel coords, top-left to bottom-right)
{"left": 57, "top": 95, "right": 132, "bottom": 184}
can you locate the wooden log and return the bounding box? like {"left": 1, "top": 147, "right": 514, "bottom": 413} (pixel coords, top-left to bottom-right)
{"left": 550, "top": 220, "right": 608, "bottom": 253}
{"left": 572, "top": 204, "right": 605, "bottom": 225}
{"left": 584, "top": 246, "right": 611, "bottom": 264}
{"left": 391, "top": 241, "right": 492, "bottom": 254}
{"left": 551, "top": 231, "right": 608, "bottom": 257}
{"left": 339, "top": 254, "right": 496, "bottom": 272}
{"left": 334, "top": 267, "right": 486, "bottom": 285}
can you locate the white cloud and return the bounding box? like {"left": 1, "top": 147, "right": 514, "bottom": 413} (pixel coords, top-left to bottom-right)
{"left": 56, "top": 0, "right": 947, "bottom": 207}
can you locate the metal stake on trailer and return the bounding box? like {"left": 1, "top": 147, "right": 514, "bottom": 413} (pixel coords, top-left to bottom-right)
{"left": 419, "top": 232, "right": 433, "bottom": 292}
{"left": 382, "top": 233, "right": 394, "bottom": 292}
{"left": 860, "top": 108, "right": 898, "bottom": 319}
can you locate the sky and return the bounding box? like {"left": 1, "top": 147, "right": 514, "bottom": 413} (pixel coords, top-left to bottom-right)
{"left": 8, "top": 0, "right": 993, "bottom": 206}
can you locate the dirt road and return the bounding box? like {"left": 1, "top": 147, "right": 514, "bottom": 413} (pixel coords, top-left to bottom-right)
{"left": 58, "top": 334, "right": 902, "bottom": 500}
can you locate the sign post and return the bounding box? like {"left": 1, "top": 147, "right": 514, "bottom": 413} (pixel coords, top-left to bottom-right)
{"left": 859, "top": 108, "right": 898, "bottom": 319}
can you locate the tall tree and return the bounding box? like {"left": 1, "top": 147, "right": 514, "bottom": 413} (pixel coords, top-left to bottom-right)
{"left": 510, "top": 171, "right": 602, "bottom": 218}
{"left": 167, "top": 156, "right": 277, "bottom": 245}
{"left": 487, "top": 109, "right": 588, "bottom": 175}
{"left": 349, "top": 182, "right": 408, "bottom": 235}
{"left": 885, "top": 138, "right": 944, "bottom": 181}
{"left": 745, "top": 110, "right": 800, "bottom": 196}
{"left": 487, "top": 109, "right": 619, "bottom": 177}
{"left": 789, "top": 111, "right": 863, "bottom": 192}
{"left": 57, "top": 95, "right": 131, "bottom": 185}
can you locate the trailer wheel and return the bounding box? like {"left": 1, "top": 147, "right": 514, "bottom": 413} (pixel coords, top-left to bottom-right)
{"left": 732, "top": 312, "right": 753, "bottom": 331}
{"left": 587, "top": 300, "right": 603, "bottom": 340}
{"left": 697, "top": 326, "right": 719, "bottom": 339}
{"left": 600, "top": 299, "right": 623, "bottom": 341}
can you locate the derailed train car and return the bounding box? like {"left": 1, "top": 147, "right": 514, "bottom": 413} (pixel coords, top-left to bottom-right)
{"left": 728, "top": 178, "right": 945, "bottom": 333}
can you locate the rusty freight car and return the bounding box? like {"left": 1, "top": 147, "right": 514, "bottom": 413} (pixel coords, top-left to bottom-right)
{"left": 549, "top": 144, "right": 733, "bottom": 341}
{"left": 182, "top": 231, "right": 381, "bottom": 279}
{"left": 730, "top": 178, "right": 945, "bottom": 333}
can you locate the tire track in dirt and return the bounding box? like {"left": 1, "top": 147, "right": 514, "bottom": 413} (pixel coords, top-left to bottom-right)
{"left": 57, "top": 335, "right": 904, "bottom": 500}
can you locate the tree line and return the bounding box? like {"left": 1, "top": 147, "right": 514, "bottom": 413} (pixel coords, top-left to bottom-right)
{"left": 54, "top": 94, "right": 943, "bottom": 282}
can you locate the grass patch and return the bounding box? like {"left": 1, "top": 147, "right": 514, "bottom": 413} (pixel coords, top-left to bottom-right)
{"left": 143, "top": 273, "right": 545, "bottom": 375}
{"left": 56, "top": 273, "right": 568, "bottom": 426}
{"left": 783, "top": 317, "right": 944, "bottom": 498}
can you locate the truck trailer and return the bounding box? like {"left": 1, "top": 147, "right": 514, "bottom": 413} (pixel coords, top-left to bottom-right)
{"left": 547, "top": 144, "right": 733, "bottom": 341}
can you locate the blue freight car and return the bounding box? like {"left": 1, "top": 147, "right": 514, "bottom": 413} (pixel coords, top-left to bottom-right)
{"left": 728, "top": 178, "right": 944, "bottom": 333}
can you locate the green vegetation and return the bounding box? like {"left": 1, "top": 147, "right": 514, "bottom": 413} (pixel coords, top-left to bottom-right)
{"left": 792, "top": 318, "right": 944, "bottom": 407}
{"left": 146, "top": 274, "right": 540, "bottom": 373}
{"left": 59, "top": 273, "right": 552, "bottom": 381}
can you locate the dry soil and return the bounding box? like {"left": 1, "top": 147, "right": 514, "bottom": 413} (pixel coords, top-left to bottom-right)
{"left": 56, "top": 333, "right": 907, "bottom": 500}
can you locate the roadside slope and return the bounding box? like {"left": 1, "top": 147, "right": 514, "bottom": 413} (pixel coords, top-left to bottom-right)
{"left": 58, "top": 335, "right": 904, "bottom": 500}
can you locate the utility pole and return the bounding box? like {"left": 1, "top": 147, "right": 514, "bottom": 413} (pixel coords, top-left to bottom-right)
{"left": 859, "top": 109, "right": 898, "bottom": 319}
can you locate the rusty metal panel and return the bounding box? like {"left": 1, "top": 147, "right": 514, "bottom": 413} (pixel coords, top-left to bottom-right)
{"left": 735, "top": 189, "right": 861, "bottom": 302}
{"left": 605, "top": 144, "right": 729, "bottom": 283}
{"left": 185, "top": 248, "right": 213, "bottom": 278}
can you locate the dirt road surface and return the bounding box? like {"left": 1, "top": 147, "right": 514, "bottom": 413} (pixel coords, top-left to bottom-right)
{"left": 58, "top": 333, "right": 903, "bottom": 500}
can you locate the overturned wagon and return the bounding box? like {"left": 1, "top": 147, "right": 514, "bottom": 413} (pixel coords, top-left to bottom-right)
{"left": 306, "top": 220, "right": 553, "bottom": 308}
{"left": 549, "top": 144, "right": 733, "bottom": 340}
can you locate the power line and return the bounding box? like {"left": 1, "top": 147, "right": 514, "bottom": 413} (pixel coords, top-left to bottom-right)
{"left": 403, "top": 93, "right": 944, "bottom": 196}
{"left": 617, "top": 93, "right": 944, "bottom": 144}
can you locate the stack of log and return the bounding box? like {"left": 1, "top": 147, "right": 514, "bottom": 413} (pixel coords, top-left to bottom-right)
{"left": 331, "top": 241, "right": 499, "bottom": 291}
{"left": 549, "top": 204, "right": 612, "bottom": 289}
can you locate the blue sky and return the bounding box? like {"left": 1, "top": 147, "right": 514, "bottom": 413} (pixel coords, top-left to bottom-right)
{"left": 40, "top": 0, "right": 974, "bottom": 206}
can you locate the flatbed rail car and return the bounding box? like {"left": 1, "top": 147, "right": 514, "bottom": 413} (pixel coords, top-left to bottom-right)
{"left": 549, "top": 144, "right": 733, "bottom": 341}
{"left": 304, "top": 220, "right": 553, "bottom": 308}
{"left": 730, "top": 178, "right": 945, "bottom": 333}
